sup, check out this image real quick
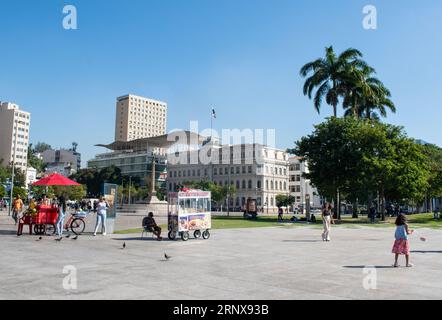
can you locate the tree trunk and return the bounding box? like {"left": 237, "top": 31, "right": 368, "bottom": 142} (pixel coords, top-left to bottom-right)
{"left": 336, "top": 188, "right": 341, "bottom": 220}
{"left": 380, "top": 188, "right": 386, "bottom": 221}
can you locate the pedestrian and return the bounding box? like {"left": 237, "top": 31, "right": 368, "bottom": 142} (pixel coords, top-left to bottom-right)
{"left": 322, "top": 203, "right": 333, "bottom": 242}
{"left": 368, "top": 206, "right": 376, "bottom": 224}
{"left": 93, "top": 196, "right": 108, "bottom": 236}
{"left": 55, "top": 196, "right": 67, "bottom": 240}
{"left": 392, "top": 214, "right": 414, "bottom": 267}
{"left": 12, "top": 195, "right": 24, "bottom": 225}
{"left": 40, "top": 194, "right": 50, "bottom": 206}
{"left": 277, "top": 207, "right": 284, "bottom": 222}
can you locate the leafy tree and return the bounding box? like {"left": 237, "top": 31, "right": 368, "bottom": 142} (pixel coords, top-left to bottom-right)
{"left": 419, "top": 143, "right": 442, "bottom": 211}
{"left": 13, "top": 187, "right": 27, "bottom": 199}
{"left": 276, "top": 194, "right": 296, "bottom": 208}
{"left": 0, "top": 185, "right": 6, "bottom": 198}
{"left": 30, "top": 186, "right": 55, "bottom": 200}
{"left": 0, "top": 160, "right": 10, "bottom": 183}
{"left": 52, "top": 185, "right": 87, "bottom": 201}
{"left": 27, "top": 144, "right": 46, "bottom": 173}
{"left": 34, "top": 142, "right": 52, "bottom": 154}
{"left": 290, "top": 117, "right": 431, "bottom": 219}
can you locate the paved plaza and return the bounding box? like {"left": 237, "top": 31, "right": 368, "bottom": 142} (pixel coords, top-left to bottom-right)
{"left": 0, "top": 213, "right": 441, "bottom": 300}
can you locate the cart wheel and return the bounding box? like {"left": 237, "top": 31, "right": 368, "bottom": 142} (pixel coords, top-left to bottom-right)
{"left": 34, "top": 224, "right": 45, "bottom": 235}
{"left": 181, "top": 231, "right": 189, "bottom": 241}
{"left": 70, "top": 218, "right": 86, "bottom": 235}
{"left": 45, "top": 224, "right": 56, "bottom": 236}
{"left": 194, "top": 230, "right": 201, "bottom": 239}
{"left": 202, "top": 230, "right": 210, "bottom": 240}
{"left": 168, "top": 231, "right": 177, "bottom": 241}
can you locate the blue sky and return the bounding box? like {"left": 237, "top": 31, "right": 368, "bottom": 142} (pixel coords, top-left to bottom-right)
{"left": 1, "top": 0, "right": 441, "bottom": 166}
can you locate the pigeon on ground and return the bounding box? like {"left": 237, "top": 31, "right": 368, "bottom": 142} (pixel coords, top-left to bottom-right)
{"left": 35, "top": 236, "right": 43, "bottom": 241}
{"left": 122, "top": 242, "right": 126, "bottom": 249}
{"left": 65, "top": 234, "right": 71, "bottom": 238}
{"left": 72, "top": 236, "right": 78, "bottom": 240}
{"left": 164, "top": 252, "right": 171, "bottom": 260}
{"left": 55, "top": 237, "right": 62, "bottom": 242}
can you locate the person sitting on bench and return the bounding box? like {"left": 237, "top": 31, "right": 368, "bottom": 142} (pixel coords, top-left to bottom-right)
{"left": 143, "top": 212, "right": 162, "bottom": 240}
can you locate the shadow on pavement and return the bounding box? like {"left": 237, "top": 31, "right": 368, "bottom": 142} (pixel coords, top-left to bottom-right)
{"left": 282, "top": 240, "right": 323, "bottom": 243}
{"left": 112, "top": 237, "right": 169, "bottom": 242}
{"left": 411, "top": 250, "right": 442, "bottom": 254}
{"left": 0, "top": 230, "right": 18, "bottom": 235}
{"left": 343, "top": 265, "right": 395, "bottom": 269}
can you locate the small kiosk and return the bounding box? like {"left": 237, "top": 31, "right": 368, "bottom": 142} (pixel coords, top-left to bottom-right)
{"left": 167, "top": 189, "right": 211, "bottom": 241}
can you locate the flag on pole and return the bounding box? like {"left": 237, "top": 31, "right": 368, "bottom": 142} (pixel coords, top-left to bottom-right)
{"left": 212, "top": 108, "right": 217, "bottom": 119}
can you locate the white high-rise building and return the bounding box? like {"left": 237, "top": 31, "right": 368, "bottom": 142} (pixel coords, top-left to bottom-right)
{"left": 115, "top": 94, "right": 167, "bottom": 142}
{"left": 0, "top": 102, "right": 31, "bottom": 172}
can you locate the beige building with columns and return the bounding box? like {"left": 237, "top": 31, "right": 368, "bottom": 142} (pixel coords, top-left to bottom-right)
{"left": 115, "top": 94, "right": 167, "bottom": 142}
{"left": 167, "top": 144, "right": 290, "bottom": 213}
{"left": 0, "top": 102, "right": 31, "bottom": 172}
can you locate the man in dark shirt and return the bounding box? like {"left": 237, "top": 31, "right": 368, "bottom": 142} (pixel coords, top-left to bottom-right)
{"left": 144, "top": 212, "right": 162, "bottom": 241}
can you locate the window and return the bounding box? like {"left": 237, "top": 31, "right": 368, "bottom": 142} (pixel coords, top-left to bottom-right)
{"left": 231, "top": 167, "right": 234, "bottom": 174}
{"left": 242, "top": 180, "right": 246, "bottom": 189}
{"left": 248, "top": 166, "right": 252, "bottom": 174}
{"left": 236, "top": 167, "right": 240, "bottom": 174}
{"left": 214, "top": 168, "right": 218, "bottom": 175}
{"left": 242, "top": 166, "right": 246, "bottom": 174}
{"left": 236, "top": 180, "right": 240, "bottom": 189}
{"left": 248, "top": 180, "right": 252, "bottom": 189}
{"left": 257, "top": 180, "right": 261, "bottom": 189}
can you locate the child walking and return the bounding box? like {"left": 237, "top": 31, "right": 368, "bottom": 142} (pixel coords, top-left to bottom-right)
{"left": 392, "top": 214, "right": 414, "bottom": 267}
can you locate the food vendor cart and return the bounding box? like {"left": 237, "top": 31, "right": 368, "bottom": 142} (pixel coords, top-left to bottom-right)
{"left": 17, "top": 205, "right": 58, "bottom": 236}
{"left": 17, "top": 173, "right": 82, "bottom": 236}
{"left": 167, "top": 189, "right": 211, "bottom": 241}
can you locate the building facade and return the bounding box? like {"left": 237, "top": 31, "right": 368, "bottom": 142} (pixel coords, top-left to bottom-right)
{"left": 289, "top": 156, "right": 323, "bottom": 210}
{"left": 167, "top": 144, "right": 290, "bottom": 213}
{"left": 115, "top": 94, "right": 167, "bottom": 142}
{"left": 87, "top": 150, "right": 167, "bottom": 188}
{"left": 42, "top": 148, "right": 81, "bottom": 172}
{"left": 0, "top": 102, "right": 31, "bottom": 172}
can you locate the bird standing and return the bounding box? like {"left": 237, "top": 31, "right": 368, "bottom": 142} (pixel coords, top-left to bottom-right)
{"left": 72, "top": 236, "right": 78, "bottom": 240}
{"left": 164, "top": 252, "right": 171, "bottom": 260}
{"left": 122, "top": 242, "right": 126, "bottom": 249}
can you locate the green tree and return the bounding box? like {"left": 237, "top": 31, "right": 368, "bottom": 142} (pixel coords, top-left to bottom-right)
{"left": 276, "top": 194, "right": 296, "bottom": 208}
{"left": 27, "top": 144, "right": 46, "bottom": 173}
{"left": 0, "top": 185, "right": 6, "bottom": 198}
{"left": 290, "top": 117, "right": 431, "bottom": 219}
{"left": 342, "top": 64, "right": 395, "bottom": 120}
{"left": 52, "top": 185, "right": 87, "bottom": 201}
{"left": 34, "top": 142, "right": 52, "bottom": 154}
{"left": 300, "top": 46, "right": 368, "bottom": 117}
{"left": 13, "top": 187, "right": 27, "bottom": 199}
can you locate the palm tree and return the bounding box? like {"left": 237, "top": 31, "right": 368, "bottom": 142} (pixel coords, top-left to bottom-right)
{"left": 300, "top": 46, "right": 369, "bottom": 117}
{"left": 342, "top": 65, "right": 396, "bottom": 120}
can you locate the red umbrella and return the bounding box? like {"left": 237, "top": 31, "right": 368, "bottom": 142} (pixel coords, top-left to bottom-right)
{"left": 32, "top": 173, "right": 81, "bottom": 186}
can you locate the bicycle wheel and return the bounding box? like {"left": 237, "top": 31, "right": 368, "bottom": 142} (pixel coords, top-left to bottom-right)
{"left": 70, "top": 218, "right": 86, "bottom": 235}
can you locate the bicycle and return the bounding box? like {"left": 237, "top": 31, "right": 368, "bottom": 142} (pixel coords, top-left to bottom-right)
{"left": 64, "top": 211, "right": 89, "bottom": 235}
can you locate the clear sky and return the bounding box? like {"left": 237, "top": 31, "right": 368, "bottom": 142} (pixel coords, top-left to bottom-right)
{"left": 1, "top": 0, "right": 441, "bottom": 166}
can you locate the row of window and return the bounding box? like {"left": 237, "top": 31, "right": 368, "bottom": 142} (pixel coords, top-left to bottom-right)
{"left": 168, "top": 179, "right": 288, "bottom": 192}
{"left": 289, "top": 164, "right": 301, "bottom": 171}
{"left": 169, "top": 165, "right": 288, "bottom": 178}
